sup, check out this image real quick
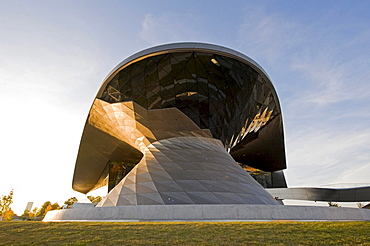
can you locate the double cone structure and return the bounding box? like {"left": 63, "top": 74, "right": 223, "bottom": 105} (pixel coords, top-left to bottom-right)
{"left": 72, "top": 43, "right": 287, "bottom": 207}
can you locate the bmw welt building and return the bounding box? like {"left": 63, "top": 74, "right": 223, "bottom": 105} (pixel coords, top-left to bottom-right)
{"left": 44, "top": 43, "right": 370, "bottom": 221}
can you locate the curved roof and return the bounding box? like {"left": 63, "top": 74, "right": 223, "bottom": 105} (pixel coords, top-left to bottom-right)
{"left": 96, "top": 42, "right": 276, "bottom": 103}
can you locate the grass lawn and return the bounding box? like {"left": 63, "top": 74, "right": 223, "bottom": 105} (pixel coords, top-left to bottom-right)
{"left": 0, "top": 221, "right": 369, "bottom": 245}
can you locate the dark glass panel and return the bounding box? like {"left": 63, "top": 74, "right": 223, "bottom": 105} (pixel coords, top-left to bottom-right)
{"left": 123, "top": 85, "right": 133, "bottom": 99}
{"left": 185, "top": 52, "right": 197, "bottom": 75}
{"left": 207, "top": 62, "right": 225, "bottom": 81}
{"left": 146, "top": 54, "right": 164, "bottom": 70}
{"left": 231, "top": 64, "right": 247, "bottom": 87}
{"left": 148, "top": 97, "right": 162, "bottom": 109}
{"left": 198, "top": 80, "right": 209, "bottom": 97}
{"left": 216, "top": 92, "right": 226, "bottom": 110}
{"left": 131, "top": 60, "right": 145, "bottom": 79}
{"left": 199, "top": 115, "right": 209, "bottom": 129}
{"left": 189, "top": 116, "right": 201, "bottom": 127}
{"left": 186, "top": 79, "right": 198, "bottom": 91}
{"left": 194, "top": 52, "right": 212, "bottom": 70}
{"left": 158, "top": 64, "right": 173, "bottom": 82}
{"left": 117, "top": 76, "right": 129, "bottom": 92}
{"left": 209, "top": 73, "right": 226, "bottom": 92}
{"left": 136, "top": 95, "right": 147, "bottom": 108}
{"left": 145, "top": 62, "right": 158, "bottom": 86}
{"left": 184, "top": 69, "right": 195, "bottom": 80}
{"left": 146, "top": 85, "right": 160, "bottom": 98}
{"left": 159, "top": 77, "right": 174, "bottom": 88}
{"left": 132, "top": 83, "right": 145, "bottom": 99}
{"left": 209, "top": 98, "right": 218, "bottom": 115}
{"left": 100, "top": 51, "right": 280, "bottom": 150}
{"left": 199, "top": 99, "right": 209, "bottom": 116}
{"left": 108, "top": 161, "right": 136, "bottom": 192}
{"left": 160, "top": 86, "right": 175, "bottom": 101}
{"left": 174, "top": 82, "right": 187, "bottom": 97}
{"left": 158, "top": 54, "right": 171, "bottom": 71}
{"left": 172, "top": 66, "right": 186, "bottom": 81}
{"left": 172, "top": 52, "right": 192, "bottom": 67}
{"left": 131, "top": 71, "right": 145, "bottom": 90}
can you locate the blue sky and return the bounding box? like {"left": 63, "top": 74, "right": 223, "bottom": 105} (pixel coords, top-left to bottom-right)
{"left": 1, "top": 0, "right": 370, "bottom": 214}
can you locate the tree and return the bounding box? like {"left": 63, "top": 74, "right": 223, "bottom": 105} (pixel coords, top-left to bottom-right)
{"left": 44, "top": 203, "right": 60, "bottom": 214}
{"left": 0, "top": 190, "right": 14, "bottom": 217}
{"left": 2, "top": 209, "right": 15, "bottom": 221}
{"left": 50, "top": 202, "right": 60, "bottom": 210}
{"left": 87, "top": 196, "right": 102, "bottom": 204}
{"left": 44, "top": 204, "right": 53, "bottom": 215}
{"left": 21, "top": 209, "right": 30, "bottom": 220}
{"left": 36, "top": 201, "right": 51, "bottom": 218}
{"left": 64, "top": 197, "right": 78, "bottom": 206}
{"left": 29, "top": 207, "right": 38, "bottom": 220}
{"left": 37, "top": 201, "right": 60, "bottom": 218}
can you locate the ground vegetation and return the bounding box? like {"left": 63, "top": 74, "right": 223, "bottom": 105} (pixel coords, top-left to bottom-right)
{"left": 0, "top": 221, "right": 369, "bottom": 245}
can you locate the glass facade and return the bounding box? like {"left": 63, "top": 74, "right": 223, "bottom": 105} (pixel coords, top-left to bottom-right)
{"left": 100, "top": 52, "right": 280, "bottom": 152}
{"left": 108, "top": 161, "right": 137, "bottom": 192}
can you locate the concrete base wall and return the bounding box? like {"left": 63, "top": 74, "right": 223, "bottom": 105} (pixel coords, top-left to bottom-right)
{"left": 44, "top": 204, "right": 370, "bottom": 222}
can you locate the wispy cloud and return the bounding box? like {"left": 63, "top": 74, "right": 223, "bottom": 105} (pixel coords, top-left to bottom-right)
{"left": 290, "top": 47, "right": 370, "bottom": 107}
{"left": 237, "top": 7, "right": 300, "bottom": 62}
{"left": 237, "top": 4, "right": 370, "bottom": 188}
{"left": 139, "top": 13, "right": 202, "bottom": 45}
{"left": 237, "top": 4, "right": 370, "bottom": 105}
{"left": 285, "top": 128, "right": 370, "bottom": 186}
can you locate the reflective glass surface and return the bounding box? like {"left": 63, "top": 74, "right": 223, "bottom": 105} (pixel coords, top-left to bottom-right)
{"left": 100, "top": 52, "right": 280, "bottom": 151}
{"left": 108, "top": 161, "right": 136, "bottom": 192}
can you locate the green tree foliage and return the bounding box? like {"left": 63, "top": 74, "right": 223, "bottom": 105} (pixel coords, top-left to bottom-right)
{"left": 28, "top": 207, "right": 38, "bottom": 220}
{"left": 0, "top": 190, "right": 14, "bottom": 217}
{"left": 36, "top": 201, "right": 60, "bottom": 218}
{"left": 64, "top": 197, "right": 78, "bottom": 206}
{"left": 36, "top": 201, "right": 51, "bottom": 218}
{"left": 50, "top": 202, "right": 60, "bottom": 210}
{"left": 21, "top": 209, "right": 30, "bottom": 220}
{"left": 87, "top": 196, "right": 102, "bottom": 203}
{"left": 2, "top": 209, "right": 15, "bottom": 221}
